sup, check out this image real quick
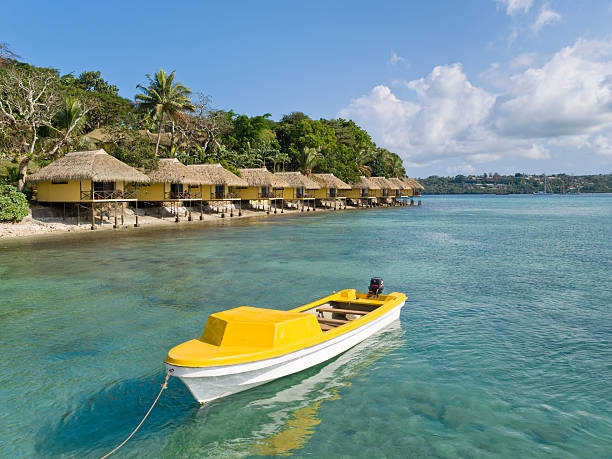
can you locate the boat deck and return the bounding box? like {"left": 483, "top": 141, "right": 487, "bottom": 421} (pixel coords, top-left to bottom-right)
{"left": 306, "top": 299, "right": 383, "bottom": 331}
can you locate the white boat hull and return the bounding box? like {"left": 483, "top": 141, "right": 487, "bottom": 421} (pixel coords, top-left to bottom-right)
{"left": 166, "top": 301, "right": 404, "bottom": 403}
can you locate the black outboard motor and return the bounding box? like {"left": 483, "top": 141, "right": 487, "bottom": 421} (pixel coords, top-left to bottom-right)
{"left": 368, "top": 277, "right": 383, "bottom": 297}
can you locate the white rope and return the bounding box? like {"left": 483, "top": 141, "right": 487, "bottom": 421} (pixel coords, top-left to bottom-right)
{"left": 99, "top": 370, "right": 172, "bottom": 459}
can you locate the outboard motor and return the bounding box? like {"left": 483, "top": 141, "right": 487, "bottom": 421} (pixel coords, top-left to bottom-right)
{"left": 368, "top": 277, "right": 383, "bottom": 297}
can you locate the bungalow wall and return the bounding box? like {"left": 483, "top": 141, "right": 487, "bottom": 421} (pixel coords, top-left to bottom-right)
{"left": 345, "top": 188, "right": 365, "bottom": 199}
{"left": 36, "top": 179, "right": 125, "bottom": 202}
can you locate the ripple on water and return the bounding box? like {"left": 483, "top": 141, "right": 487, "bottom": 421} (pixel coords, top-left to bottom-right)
{"left": 0, "top": 195, "right": 611, "bottom": 457}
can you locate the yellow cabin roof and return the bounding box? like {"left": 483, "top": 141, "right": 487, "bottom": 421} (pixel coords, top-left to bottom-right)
{"left": 165, "top": 306, "right": 323, "bottom": 367}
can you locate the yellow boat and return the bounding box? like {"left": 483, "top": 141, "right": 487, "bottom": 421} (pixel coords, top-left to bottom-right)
{"left": 165, "top": 285, "right": 406, "bottom": 403}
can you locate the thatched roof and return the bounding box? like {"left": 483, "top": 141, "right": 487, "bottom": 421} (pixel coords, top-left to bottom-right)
{"left": 386, "top": 177, "right": 406, "bottom": 190}
{"left": 187, "top": 164, "right": 248, "bottom": 187}
{"left": 147, "top": 158, "right": 201, "bottom": 185}
{"left": 403, "top": 177, "right": 424, "bottom": 190}
{"left": 238, "top": 168, "right": 290, "bottom": 188}
{"left": 369, "top": 177, "right": 396, "bottom": 190}
{"left": 311, "top": 173, "right": 351, "bottom": 190}
{"left": 85, "top": 128, "right": 173, "bottom": 147}
{"left": 349, "top": 176, "right": 381, "bottom": 190}
{"left": 274, "top": 172, "right": 321, "bottom": 189}
{"left": 27, "top": 149, "right": 150, "bottom": 183}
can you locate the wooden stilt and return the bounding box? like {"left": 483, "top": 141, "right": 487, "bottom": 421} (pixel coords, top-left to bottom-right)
{"left": 239, "top": 199, "right": 242, "bottom": 216}
{"left": 121, "top": 204, "right": 125, "bottom": 224}
{"left": 77, "top": 203, "right": 80, "bottom": 226}
{"left": 200, "top": 199, "right": 203, "bottom": 220}
{"left": 63, "top": 202, "right": 66, "bottom": 220}
{"left": 114, "top": 204, "right": 117, "bottom": 228}
{"left": 91, "top": 202, "right": 95, "bottom": 230}
{"left": 134, "top": 199, "right": 139, "bottom": 227}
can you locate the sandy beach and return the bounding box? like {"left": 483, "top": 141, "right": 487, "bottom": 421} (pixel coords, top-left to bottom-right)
{"left": 0, "top": 203, "right": 346, "bottom": 240}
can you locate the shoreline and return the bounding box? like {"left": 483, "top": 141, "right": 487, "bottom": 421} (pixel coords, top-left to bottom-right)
{"left": 0, "top": 204, "right": 375, "bottom": 243}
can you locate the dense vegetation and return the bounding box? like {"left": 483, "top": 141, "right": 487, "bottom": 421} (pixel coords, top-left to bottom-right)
{"left": 0, "top": 185, "right": 29, "bottom": 222}
{"left": 0, "top": 51, "right": 406, "bottom": 194}
{"left": 420, "top": 174, "right": 612, "bottom": 194}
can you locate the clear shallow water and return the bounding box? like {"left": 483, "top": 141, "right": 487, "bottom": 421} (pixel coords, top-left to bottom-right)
{"left": 1, "top": 195, "right": 611, "bottom": 458}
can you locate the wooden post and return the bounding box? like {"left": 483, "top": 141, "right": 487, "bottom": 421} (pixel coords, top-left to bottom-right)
{"left": 113, "top": 204, "right": 117, "bottom": 228}
{"left": 121, "top": 204, "right": 125, "bottom": 224}
{"left": 175, "top": 201, "right": 179, "bottom": 222}
{"left": 200, "top": 198, "right": 203, "bottom": 220}
{"left": 134, "top": 195, "right": 139, "bottom": 227}
{"left": 239, "top": 199, "right": 242, "bottom": 216}
{"left": 77, "top": 203, "right": 80, "bottom": 226}
{"left": 91, "top": 202, "right": 95, "bottom": 230}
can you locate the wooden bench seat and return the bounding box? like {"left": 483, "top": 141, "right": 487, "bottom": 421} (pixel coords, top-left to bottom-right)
{"left": 317, "top": 317, "right": 350, "bottom": 326}
{"left": 316, "top": 307, "right": 369, "bottom": 316}
{"left": 319, "top": 323, "right": 335, "bottom": 331}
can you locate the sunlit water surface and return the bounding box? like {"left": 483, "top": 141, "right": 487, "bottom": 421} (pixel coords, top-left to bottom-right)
{"left": 1, "top": 195, "right": 611, "bottom": 458}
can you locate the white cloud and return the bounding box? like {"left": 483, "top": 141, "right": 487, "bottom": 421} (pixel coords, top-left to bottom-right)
{"left": 532, "top": 4, "right": 561, "bottom": 33}
{"left": 446, "top": 164, "right": 476, "bottom": 175}
{"left": 338, "top": 38, "right": 612, "bottom": 168}
{"left": 518, "top": 144, "right": 551, "bottom": 159}
{"left": 497, "top": 0, "right": 534, "bottom": 15}
{"left": 390, "top": 51, "right": 406, "bottom": 65}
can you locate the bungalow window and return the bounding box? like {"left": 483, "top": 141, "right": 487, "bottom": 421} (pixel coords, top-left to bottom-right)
{"left": 215, "top": 184, "right": 224, "bottom": 199}
{"left": 329, "top": 188, "right": 337, "bottom": 198}
{"left": 296, "top": 187, "right": 304, "bottom": 198}
{"left": 382, "top": 189, "right": 388, "bottom": 196}
{"left": 93, "top": 181, "right": 115, "bottom": 192}
{"left": 361, "top": 188, "right": 367, "bottom": 197}
{"left": 261, "top": 186, "right": 270, "bottom": 198}
{"left": 171, "top": 183, "right": 183, "bottom": 196}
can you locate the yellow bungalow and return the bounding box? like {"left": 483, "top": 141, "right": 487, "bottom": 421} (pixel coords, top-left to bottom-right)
{"left": 274, "top": 171, "right": 321, "bottom": 211}
{"left": 26, "top": 149, "right": 150, "bottom": 229}
{"left": 346, "top": 176, "right": 381, "bottom": 207}
{"left": 385, "top": 177, "right": 409, "bottom": 205}
{"left": 403, "top": 178, "right": 424, "bottom": 197}
{"left": 238, "top": 168, "right": 290, "bottom": 214}
{"left": 368, "top": 177, "right": 396, "bottom": 206}
{"left": 139, "top": 158, "right": 203, "bottom": 221}
{"left": 187, "top": 163, "right": 248, "bottom": 217}
{"left": 311, "top": 173, "right": 351, "bottom": 209}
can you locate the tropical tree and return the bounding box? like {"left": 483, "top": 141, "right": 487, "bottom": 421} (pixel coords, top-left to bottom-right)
{"left": 297, "top": 146, "right": 321, "bottom": 175}
{"left": 135, "top": 69, "right": 195, "bottom": 155}
{"left": 48, "top": 96, "right": 91, "bottom": 154}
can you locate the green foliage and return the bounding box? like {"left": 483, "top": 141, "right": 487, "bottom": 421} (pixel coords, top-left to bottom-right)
{"left": 0, "top": 185, "right": 29, "bottom": 222}
{"left": 420, "top": 174, "right": 612, "bottom": 194}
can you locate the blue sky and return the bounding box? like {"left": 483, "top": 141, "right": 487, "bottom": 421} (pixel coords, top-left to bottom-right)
{"left": 5, "top": 0, "right": 612, "bottom": 176}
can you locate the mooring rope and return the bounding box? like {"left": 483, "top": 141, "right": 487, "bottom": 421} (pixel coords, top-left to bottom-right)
{"left": 99, "top": 369, "right": 172, "bottom": 459}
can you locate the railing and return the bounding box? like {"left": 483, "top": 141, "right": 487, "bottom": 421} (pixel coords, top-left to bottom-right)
{"left": 210, "top": 191, "right": 241, "bottom": 200}
{"left": 258, "top": 190, "right": 283, "bottom": 199}
{"left": 327, "top": 191, "right": 346, "bottom": 198}
{"left": 164, "top": 191, "right": 203, "bottom": 200}
{"left": 80, "top": 190, "right": 137, "bottom": 200}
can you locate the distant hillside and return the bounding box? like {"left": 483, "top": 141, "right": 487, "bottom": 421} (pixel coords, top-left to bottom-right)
{"left": 420, "top": 174, "right": 612, "bottom": 194}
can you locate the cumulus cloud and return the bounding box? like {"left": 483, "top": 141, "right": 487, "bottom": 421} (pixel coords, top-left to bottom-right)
{"left": 338, "top": 38, "right": 612, "bottom": 168}
{"left": 390, "top": 51, "right": 406, "bottom": 65}
{"left": 497, "top": 0, "right": 534, "bottom": 15}
{"left": 532, "top": 4, "right": 561, "bottom": 33}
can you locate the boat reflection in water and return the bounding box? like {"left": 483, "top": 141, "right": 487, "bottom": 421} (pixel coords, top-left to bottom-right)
{"left": 246, "top": 321, "right": 404, "bottom": 456}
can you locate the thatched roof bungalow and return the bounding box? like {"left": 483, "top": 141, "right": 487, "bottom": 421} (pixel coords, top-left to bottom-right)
{"left": 275, "top": 172, "right": 320, "bottom": 200}
{"left": 346, "top": 176, "right": 381, "bottom": 199}
{"left": 238, "top": 167, "right": 290, "bottom": 200}
{"left": 311, "top": 173, "right": 351, "bottom": 200}
{"left": 402, "top": 178, "right": 424, "bottom": 196}
{"left": 187, "top": 164, "right": 248, "bottom": 200}
{"left": 368, "top": 177, "right": 396, "bottom": 197}
{"left": 27, "top": 149, "right": 149, "bottom": 202}
{"left": 140, "top": 158, "right": 203, "bottom": 201}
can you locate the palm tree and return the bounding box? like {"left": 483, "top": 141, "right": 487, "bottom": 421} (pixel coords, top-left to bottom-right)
{"left": 297, "top": 146, "right": 321, "bottom": 175}
{"left": 136, "top": 69, "right": 195, "bottom": 156}
{"left": 48, "top": 96, "right": 89, "bottom": 155}
{"left": 387, "top": 153, "right": 406, "bottom": 177}
{"left": 356, "top": 148, "right": 375, "bottom": 177}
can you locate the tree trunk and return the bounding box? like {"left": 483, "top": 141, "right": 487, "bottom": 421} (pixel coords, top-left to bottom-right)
{"left": 17, "top": 157, "right": 29, "bottom": 191}
{"left": 155, "top": 112, "right": 164, "bottom": 156}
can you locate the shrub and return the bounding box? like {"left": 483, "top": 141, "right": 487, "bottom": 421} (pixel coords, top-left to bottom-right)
{"left": 0, "top": 185, "right": 29, "bottom": 222}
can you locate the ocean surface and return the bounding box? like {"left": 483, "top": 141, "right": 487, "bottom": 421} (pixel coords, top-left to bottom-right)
{"left": 1, "top": 195, "right": 611, "bottom": 458}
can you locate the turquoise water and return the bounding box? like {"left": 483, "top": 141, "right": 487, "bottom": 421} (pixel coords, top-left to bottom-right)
{"left": 1, "top": 195, "right": 611, "bottom": 458}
